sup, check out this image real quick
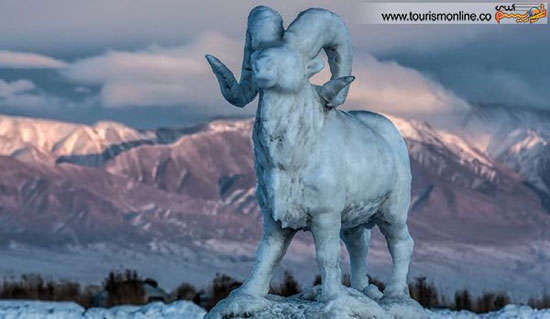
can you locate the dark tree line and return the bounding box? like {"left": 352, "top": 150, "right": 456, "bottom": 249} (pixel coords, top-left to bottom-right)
{"left": 1, "top": 270, "right": 549, "bottom": 313}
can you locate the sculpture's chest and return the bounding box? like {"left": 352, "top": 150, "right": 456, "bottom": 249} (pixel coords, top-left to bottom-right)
{"left": 252, "top": 117, "right": 299, "bottom": 170}
{"left": 250, "top": 95, "right": 325, "bottom": 228}
{"left": 255, "top": 168, "right": 308, "bottom": 229}
{"left": 252, "top": 123, "right": 312, "bottom": 229}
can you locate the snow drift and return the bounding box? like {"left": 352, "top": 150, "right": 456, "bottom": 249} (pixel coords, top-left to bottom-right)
{"left": 0, "top": 300, "right": 549, "bottom": 319}
{"left": 0, "top": 300, "right": 205, "bottom": 319}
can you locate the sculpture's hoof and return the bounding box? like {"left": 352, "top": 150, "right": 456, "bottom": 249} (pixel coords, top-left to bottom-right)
{"left": 204, "top": 292, "right": 270, "bottom": 319}
{"left": 382, "top": 283, "right": 409, "bottom": 300}
{"left": 379, "top": 288, "right": 416, "bottom": 308}
{"left": 362, "top": 284, "right": 383, "bottom": 301}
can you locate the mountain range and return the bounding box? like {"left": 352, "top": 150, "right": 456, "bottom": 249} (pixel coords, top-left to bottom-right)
{"left": 0, "top": 111, "right": 548, "bottom": 299}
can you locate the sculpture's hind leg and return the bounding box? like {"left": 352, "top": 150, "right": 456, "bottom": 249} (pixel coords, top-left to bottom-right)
{"left": 379, "top": 221, "right": 413, "bottom": 298}
{"left": 341, "top": 226, "right": 371, "bottom": 291}
{"left": 378, "top": 192, "right": 413, "bottom": 298}
{"left": 374, "top": 176, "right": 413, "bottom": 299}
{"left": 342, "top": 226, "right": 384, "bottom": 300}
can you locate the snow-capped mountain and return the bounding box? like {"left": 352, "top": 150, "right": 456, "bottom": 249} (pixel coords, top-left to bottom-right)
{"left": 461, "top": 105, "right": 550, "bottom": 212}
{"left": 0, "top": 113, "right": 548, "bottom": 298}
{"left": 488, "top": 128, "right": 550, "bottom": 211}
{"left": 0, "top": 117, "right": 259, "bottom": 246}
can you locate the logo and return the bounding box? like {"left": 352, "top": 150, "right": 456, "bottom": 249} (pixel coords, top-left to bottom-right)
{"left": 495, "top": 3, "right": 547, "bottom": 23}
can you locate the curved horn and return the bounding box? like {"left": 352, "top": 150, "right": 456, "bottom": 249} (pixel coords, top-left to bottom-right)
{"left": 206, "top": 6, "right": 283, "bottom": 107}
{"left": 284, "top": 9, "right": 353, "bottom": 107}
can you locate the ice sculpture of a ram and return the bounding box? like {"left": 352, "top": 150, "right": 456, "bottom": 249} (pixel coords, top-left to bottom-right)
{"left": 205, "top": 6, "right": 414, "bottom": 318}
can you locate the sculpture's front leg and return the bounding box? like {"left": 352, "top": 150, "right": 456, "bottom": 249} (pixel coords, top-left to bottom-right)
{"left": 311, "top": 212, "right": 346, "bottom": 301}
{"left": 240, "top": 213, "right": 296, "bottom": 295}
{"left": 205, "top": 213, "right": 295, "bottom": 319}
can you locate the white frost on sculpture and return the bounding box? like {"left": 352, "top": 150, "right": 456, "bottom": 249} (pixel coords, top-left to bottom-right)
{"left": 205, "top": 6, "right": 416, "bottom": 319}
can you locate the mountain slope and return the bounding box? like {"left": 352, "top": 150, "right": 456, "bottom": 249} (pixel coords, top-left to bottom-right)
{"left": 462, "top": 105, "right": 550, "bottom": 213}
{"left": 488, "top": 128, "right": 550, "bottom": 211}
{"left": 0, "top": 114, "right": 548, "bottom": 297}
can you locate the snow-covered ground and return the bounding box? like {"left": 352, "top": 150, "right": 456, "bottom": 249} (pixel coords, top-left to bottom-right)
{"left": 0, "top": 301, "right": 548, "bottom": 319}
{"left": 0, "top": 300, "right": 205, "bottom": 319}
{"left": 432, "top": 305, "right": 550, "bottom": 319}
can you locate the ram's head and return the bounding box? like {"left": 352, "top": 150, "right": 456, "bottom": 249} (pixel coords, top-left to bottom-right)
{"left": 206, "top": 6, "right": 354, "bottom": 108}
{"left": 250, "top": 45, "right": 323, "bottom": 92}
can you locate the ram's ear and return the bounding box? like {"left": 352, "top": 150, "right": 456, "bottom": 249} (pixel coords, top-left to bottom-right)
{"left": 306, "top": 56, "right": 324, "bottom": 78}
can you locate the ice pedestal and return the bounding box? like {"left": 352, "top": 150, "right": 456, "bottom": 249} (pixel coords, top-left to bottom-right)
{"left": 205, "top": 286, "right": 431, "bottom": 319}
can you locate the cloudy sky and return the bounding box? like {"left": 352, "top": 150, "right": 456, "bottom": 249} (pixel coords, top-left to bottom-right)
{"left": 0, "top": 0, "right": 549, "bottom": 128}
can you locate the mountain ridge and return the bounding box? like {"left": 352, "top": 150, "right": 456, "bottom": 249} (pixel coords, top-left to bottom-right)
{"left": 0, "top": 113, "right": 548, "bottom": 297}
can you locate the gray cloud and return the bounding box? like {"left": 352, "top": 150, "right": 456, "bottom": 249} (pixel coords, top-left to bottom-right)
{"left": 60, "top": 32, "right": 471, "bottom": 123}
{"left": 382, "top": 26, "right": 550, "bottom": 111}
{"left": 1, "top": 33, "right": 472, "bottom": 128}
{"left": 0, "top": 79, "right": 69, "bottom": 109}
{"left": 311, "top": 55, "right": 471, "bottom": 123}
{"left": 0, "top": 79, "right": 35, "bottom": 98}
{"left": 0, "top": 51, "right": 68, "bottom": 69}
{"left": 0, "top": 1, "right": 548, "bottom": 128}
{"left": 63, "top": 33, "right": 241, "bottom": 110}
{"left": 0, "top": 0, "right": 499, "bottom": 56}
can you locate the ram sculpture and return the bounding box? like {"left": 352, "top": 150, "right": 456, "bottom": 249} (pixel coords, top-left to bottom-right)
{"left": 205, "top": 5, "right": 414, "bottom": 316}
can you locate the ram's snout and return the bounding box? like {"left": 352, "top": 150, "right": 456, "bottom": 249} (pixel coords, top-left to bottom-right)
{"left": 252, "top": 54, "right": 277, "bottom": 89}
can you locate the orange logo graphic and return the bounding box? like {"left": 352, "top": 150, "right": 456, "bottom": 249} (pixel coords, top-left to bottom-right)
{"left": 495, "top": 3, "right": 547, "bottom": 23}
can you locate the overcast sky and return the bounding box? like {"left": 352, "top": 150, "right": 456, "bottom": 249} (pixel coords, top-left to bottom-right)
{"left": 0, "top": 0, "right": 549, "bottom": 128}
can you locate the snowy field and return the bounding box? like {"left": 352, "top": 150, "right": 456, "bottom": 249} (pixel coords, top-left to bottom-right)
{"left": 0, "top": 301, "right": 549, "bottom": 319}
{"left": 431, "top": 305, "right": 550, "bottom": 319}
{"left": 0, "top": 300, "right": 205, "bottom": 319}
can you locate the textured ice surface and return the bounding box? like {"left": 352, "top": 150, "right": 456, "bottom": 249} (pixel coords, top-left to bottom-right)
{"left": 205, "top": 286, "right": 428, "bottom": 319}
{"left": 205, "top": 286, "right": 550, "bottom": 319}
{"left": 1, "top": 300, "right": 549, "bottom": 319}
{"left": 0, "top": 301, "right": 84, "bottom": 319}
{"left": 0, "top": 300, "right": 205, "bottom": 319}
{"left": 431, "top": 305, "right": 550, "bottom": 319}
